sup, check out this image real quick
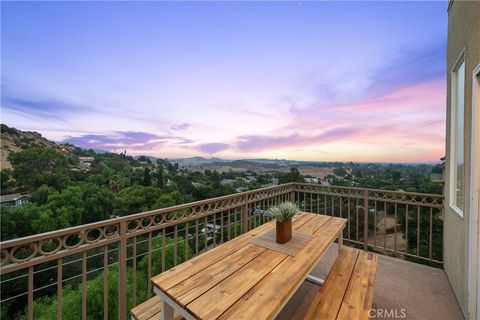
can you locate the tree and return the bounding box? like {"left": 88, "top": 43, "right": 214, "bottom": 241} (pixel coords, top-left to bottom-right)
{"left": 107, "top": 156, "right": 126, "bottom": 173}
{"left": 352, "top": 168, "right": 363, "bottom": 178}
{"left": 31, "top": 186, "right": 84, "bottom": 233}
{"left": 137, "top": 155, "right": 152, "bottom": 164}
{"left": 172, "top": 175, "right": 194, "bottom": 196}
{"left": 9, "top": 147, "right": 70, "bottom": 190}
{"left": 278, "top": 167, "right": 304, "bottom": 184}
{"left": 0, "top": 168, "right": 13, "bottom": 192}
{"left": 156, "top": 163, "right": 164, "bottom": 189}
{"left": 30, "top": 184, "right": 56, "bottom": 205}
{"left": 81, "top": 184, "right": 114, "bottom": 223}
{"left": 153, "top": 191, "right": 182, "bottom": 209}
{"left": 113, "top": 186, "right": 162, "bottom": 216}
{"left": 333, "top": 167, "right": 347, "bottom": 177}
{"left": 391, "top": 170, "right": 402, "bottom": 180}
{"left": 256, "top": 175, "right": 270, "bottom": 185}
{"left": 0, "top": 204, "right": 38, "bottom": 240}
{"left": 143, "top": 167, "right": 151, "bottom": 186}
{"left": 331, "top": 178, "right": 350, "bottom": 186}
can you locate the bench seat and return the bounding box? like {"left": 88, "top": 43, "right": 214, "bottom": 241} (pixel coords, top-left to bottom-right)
{"left": 305, "top": 247, "right": 378, "bottom": 320}
{"left": 131, "top": 296, "right": 182, "bottom": 320}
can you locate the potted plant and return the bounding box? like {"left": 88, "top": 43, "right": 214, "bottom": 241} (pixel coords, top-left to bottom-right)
{"left": 269, "top": 202, "right": 300, "bottom": 244}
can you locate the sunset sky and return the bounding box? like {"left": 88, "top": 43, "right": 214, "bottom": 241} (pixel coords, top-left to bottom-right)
{"left": 1, "top": 1, "right": 447, "bottom": 162}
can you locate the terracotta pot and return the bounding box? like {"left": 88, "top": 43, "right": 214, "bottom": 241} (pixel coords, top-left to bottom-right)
{"left": 276, "top": 219, "right": 292, "bottom": 244}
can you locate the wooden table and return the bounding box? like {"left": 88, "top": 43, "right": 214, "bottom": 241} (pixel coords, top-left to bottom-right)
{"left": 151, "top": 212, "right": 346, "bottom": 320}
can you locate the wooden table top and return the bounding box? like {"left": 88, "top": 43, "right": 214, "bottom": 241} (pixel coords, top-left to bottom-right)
{"left": 151, "top": 212, "right": 347, "bottom": 320}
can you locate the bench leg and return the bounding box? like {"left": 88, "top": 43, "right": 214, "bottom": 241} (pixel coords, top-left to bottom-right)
{"left": 338, "top": 232, "right": 343, "bottom": 253}
{"left": 161, "top": 299, "right": 174, "bottom": 320}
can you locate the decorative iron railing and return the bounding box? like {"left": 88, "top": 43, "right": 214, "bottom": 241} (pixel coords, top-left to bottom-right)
{"left": 293, "top": 183, "right": 444, "bottom": 264}
{"left": 0, "top": 183, "right": 443, "bottom": 320}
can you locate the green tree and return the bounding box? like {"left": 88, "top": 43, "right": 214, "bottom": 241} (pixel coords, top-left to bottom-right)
{"left": 155, "top": 163, "right": 164, "bottom": 189}
{"left": 333, "top": 167, "right": 347, "bottom": 177}
{"left": 9, "top": 147, "right": 70, "bottom": 190}
{"left": 113, "top": 186, "right": 162, "bottom": 216}
{"left": 278, "top": 167, "right": 304, "bottom": 184}
{"left": 0, "top": 203, "right": 38, "bottom": 240}
{"left": 31, "top": 186, "right": 84, "bottom": 234}
{"left": 1, "top": 168, "right": 13, "bottom": 192}
{"left": 81, "top": 184, "right": 114, "bottom": 223}
{"left": 143, "top": 167, "right": 151, "bottom": 186}
{"left": 107, "top": 156, "right": 126, "bottom": 173}
{"left": 153, "top": 191, "right": 182, "bottom": 209}
{"left": 137, "top": 155, "right": 152, "bottom": 164}
{"left": 30, "top": 185, "right": 56, "bottom": 205}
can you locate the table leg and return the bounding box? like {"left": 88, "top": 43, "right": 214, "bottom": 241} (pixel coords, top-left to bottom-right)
{"left": 161, "top": 299, "right": 174, "bottom": 320}
{"left": 338, "top": 232, "right": 343, "bottom": 253}
{"left": 155, "top": 288, "right": 196, "bottom": 320}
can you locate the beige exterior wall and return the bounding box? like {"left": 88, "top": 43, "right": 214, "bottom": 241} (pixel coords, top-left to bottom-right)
{"left": 445, "top": 1, "right": 480, "bottom": 318}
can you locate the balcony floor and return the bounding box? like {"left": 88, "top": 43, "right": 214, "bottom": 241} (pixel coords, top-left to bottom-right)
{"left": 276, "top": 244, "right": 464, "bottom": 320}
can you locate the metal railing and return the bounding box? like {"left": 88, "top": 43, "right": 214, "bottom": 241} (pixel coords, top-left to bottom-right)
{"left": 294, "top": 183, "right": 444, "bottom": 264}
{"left": 0, "top": 183, "right": 444, "bottom": 320}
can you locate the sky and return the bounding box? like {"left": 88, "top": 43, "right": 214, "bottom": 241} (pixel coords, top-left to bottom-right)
{"left": 1, "top": 1, "right": 447, "bottom": 162}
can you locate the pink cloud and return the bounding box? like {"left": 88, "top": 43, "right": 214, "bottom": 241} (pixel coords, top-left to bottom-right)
{"left": 236, "top": 128, "right": 358, "bottom": 152}
{"left": 229, "top": 77, "right": 446, "bottom": 161}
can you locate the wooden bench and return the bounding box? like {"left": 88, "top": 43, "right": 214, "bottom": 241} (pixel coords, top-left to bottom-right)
{"left": 305, "top": 247, "right": 378, "bottom": 320}
{"left": 131, "top": 296, "right": 182, "bottom": 320}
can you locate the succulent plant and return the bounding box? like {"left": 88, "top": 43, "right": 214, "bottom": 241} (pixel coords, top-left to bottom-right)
{"left": 269, "top": 201, "right": 300, "bottom": 223}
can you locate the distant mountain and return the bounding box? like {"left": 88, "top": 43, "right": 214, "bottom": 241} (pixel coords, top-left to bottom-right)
{"left": 0, "top": 124, "right": 75, "bottom": 168}
{"left": 176, "top": 157, "right": 353, "bottom": 167}
{"left": 168, "top": 157, "right": 230, "bottom": 164}
{"left": 168, "top": 157, "right": 347, "bottom": 168}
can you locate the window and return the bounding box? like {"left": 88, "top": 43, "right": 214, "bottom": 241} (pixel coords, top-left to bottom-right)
{"left": 450, "top": 58, "right": 465, "bottom": 216}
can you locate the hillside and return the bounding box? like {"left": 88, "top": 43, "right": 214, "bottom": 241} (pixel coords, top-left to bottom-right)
{"left": 168, "top": 157, "right": 229, "bottom": 165}
{"left": 177, "top": 159, "right": 337, "bottom": 178}
{"left": 0, "top": 124, "right": 74, "bottom": 168}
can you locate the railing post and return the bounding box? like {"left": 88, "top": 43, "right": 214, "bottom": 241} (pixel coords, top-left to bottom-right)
{"left": 243, "top": 194, "right": 249, "bottom": 233}
{"left": 363, "top": 189, "right": 369, "bottom": 251}
{"left": 118, "top": 221, "right": 127, "bottom": 320}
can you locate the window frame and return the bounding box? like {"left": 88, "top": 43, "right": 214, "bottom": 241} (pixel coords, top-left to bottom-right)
{"left": 449, "top": 50, "right": 466, "bottom": 218}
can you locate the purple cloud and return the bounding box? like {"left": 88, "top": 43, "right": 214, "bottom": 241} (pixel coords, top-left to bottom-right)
{"left": 62, "top": 131, "right": 192, "bottom": 151}
{"left": 237, "top": 134, "right": 302, "bottom": 152}
{"left": 1, "top": 87, "right": 96, "bottom": 121}
{"left": 316, "top": 128, "right": 358, "bottom": 141}
{"left": 196, "top": 143, "right": 230, "bottom": 154}
{"left": 115, "top": 131, "right": 161, "bottom": 141}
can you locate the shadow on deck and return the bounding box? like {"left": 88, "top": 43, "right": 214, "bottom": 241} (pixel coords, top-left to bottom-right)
{"left": 277, "top": 244, "right": 464, "bottom": 320}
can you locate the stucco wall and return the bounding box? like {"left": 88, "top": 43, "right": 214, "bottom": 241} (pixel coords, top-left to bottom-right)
{"left": 444, "top": 1, "right": 480, "bottom": 318}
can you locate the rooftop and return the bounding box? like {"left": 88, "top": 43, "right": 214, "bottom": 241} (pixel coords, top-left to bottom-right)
{"left": 0, "top": 193, "right": 30, "bottom": 203}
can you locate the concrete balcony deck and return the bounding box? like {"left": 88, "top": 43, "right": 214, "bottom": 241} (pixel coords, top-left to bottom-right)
{"left": 277, "top": 244, "right": 464, "bottom": 320}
